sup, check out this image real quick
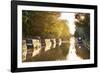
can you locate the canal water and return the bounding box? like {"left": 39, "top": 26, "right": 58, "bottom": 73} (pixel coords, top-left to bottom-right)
{"left": 60, "top": 13, "right": 82, "bottom": 60}
{"left": 67, "top": 37, "right": 82, "bottom": 60}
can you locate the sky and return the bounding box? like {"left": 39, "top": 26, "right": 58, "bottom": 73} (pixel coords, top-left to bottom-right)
{"left": 59, "top": 12, "right": 76, "bottom": 35}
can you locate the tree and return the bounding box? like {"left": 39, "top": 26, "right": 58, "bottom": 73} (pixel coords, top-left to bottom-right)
{"left": 74, "top": 13, "right": 90, "bottom": 59}
{"left": 22, "top": 11, "right": 70, "bottom": 41}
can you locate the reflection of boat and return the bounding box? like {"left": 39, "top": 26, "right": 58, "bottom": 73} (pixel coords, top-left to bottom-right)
{"left": 56, "top": 39, "right": 62, "bottom": 47}
{"left": 22, "top": 37, "right": 63, "bottom": 61}
{"left": 22, "top": 38, "right": 41, "bottom": 61}
{"left": 22, "top": 40, "right": 27, "bottom": 61}
{"left": 50, "top": 39, "right": 56, "bottom": 48}
{"left": 32, "top": 39, "right": 41, "bottom": 57}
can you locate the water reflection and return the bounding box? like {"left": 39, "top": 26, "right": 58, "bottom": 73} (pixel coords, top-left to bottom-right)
{"left": 67, "top": 37, "right": 82, "bottom": 60}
